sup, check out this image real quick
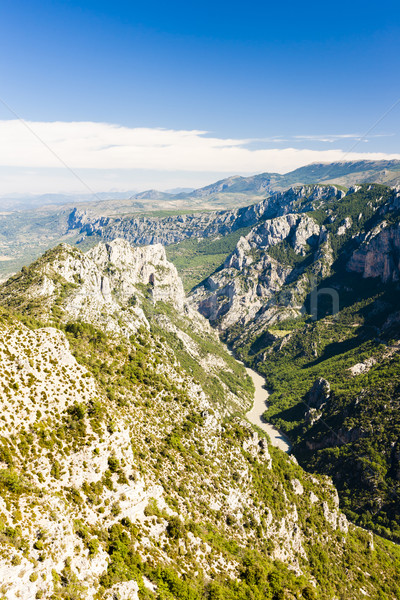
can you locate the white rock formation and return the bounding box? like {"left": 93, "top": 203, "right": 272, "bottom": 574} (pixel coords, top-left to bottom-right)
{"left": 189, "top": 213, "right": 323, "bottom": 337}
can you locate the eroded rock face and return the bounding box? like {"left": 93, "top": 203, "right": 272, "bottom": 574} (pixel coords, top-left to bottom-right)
{"left": 189, "top": 212, "right": 329, "bottom": 343}
{"left": 67, "top": 199, "right": 278, "bottom": 246}
{"left": 337, "top": 217, "right": 352, "bottom": 236}
{"left": 233, "top": 214, "right": 320, "bottom": 257}
{"left": 303, "top": 378, "right": 331, "bottom": 426}
{"left": 193, "top": 252, "right": 293, "bottom": 329}
{"left": 306, "top": 378, "right": 331, "bottom": 410}
{"left": 86, "top": 239, "right": 185, "bottom": 310}
{"left": 67, "top": 185, "right": 343, "bottom": 247}
{"left": 55, "top": 239, "right": 185, "bottom": 334}
{"left": 0, "top": 239, "right": 186, "bottom": 336}
{"left": 347, "top": 223, "right": 400, "bottom": 283}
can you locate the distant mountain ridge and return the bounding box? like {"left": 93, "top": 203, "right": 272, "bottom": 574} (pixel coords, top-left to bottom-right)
{"left": 130, "top": 189, "right": 172, "bottom": 201}
{"left": 2, "top": 158, "right": 400, "bottom": 212}
{"left": 131, "top": 159, "right": 400, "bottom": 201}
{"left": 67, "top": 184, "right": 345, "bottom": 247}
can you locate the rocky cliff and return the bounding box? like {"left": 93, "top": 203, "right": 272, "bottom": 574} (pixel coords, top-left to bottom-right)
{"left": 189, "top": 184, "right": 400, "bottom": 347}
{"left": 0, "top": 239, "right": 185, "bottom": 336}
{"left": 67, "top": 185, "right": 344, "bottom": 248}
{"left": 347, "top": 222, "right": 400, "bottom": 282}
{"left": 187, "top": 184, "right": 400, "bottom": 542}
{"left": 189, "top": 210, "right": 328, "bottom": 344}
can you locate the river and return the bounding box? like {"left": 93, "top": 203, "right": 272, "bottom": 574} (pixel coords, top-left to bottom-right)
{"left": 244, "top": 366, "right": 292, "bottom": 453}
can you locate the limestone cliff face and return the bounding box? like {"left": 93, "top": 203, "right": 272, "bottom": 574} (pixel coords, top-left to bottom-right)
{"left": 0, "top": 239, "right": 185, "bottom": 336}
{"left": 85, "top": 239, "right": 185, "bottom": 310}
{"left": 190, "top": 185, "right": 400, "bottom": 347}
{"left": 184, "top": 186, "right": 345, "bottom": 344}
{"left": 239, "top": 213, "right": 321, "bottom": 255}
{"left": 68, "top": 185, "right": 343, "bottom": 247}
{"left": 189, "top": 212, "right": 328, "bottom": 343}
{"left": 347, "top": 223, "right": 400, "bottom": 282}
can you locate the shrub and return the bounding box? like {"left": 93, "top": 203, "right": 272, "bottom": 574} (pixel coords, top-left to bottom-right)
{"left": 166, "top": 516, "right": 185, "bottom": 540}
{"left": 107, "top": 455, "right": 120, "bottom": 473}
{"left": 87, "top": 538, "right": 99, "bottom": 557}
{"left": 0, "top": 469, "right": 32, "bottom": 495}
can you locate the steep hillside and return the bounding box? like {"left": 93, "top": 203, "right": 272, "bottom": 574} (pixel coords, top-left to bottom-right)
{"left": 1, "top": 241, "right": 400, "bottom": 598}
{"left": 0, "top": 240, "right": 252, "bottom": 415}
{"left": 189, "top": 183, "right": 400, "bottom": 540}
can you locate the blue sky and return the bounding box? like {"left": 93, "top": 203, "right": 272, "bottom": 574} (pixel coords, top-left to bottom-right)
{"left": 1, "top": 0, "right": 400, "bottom": 194}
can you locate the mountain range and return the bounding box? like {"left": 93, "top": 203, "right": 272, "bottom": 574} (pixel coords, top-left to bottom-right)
{"left": 168, "top": 159, "right": 400, "bottom": 200}
{"left": 2, "top": 158, "right": 400, "bottom": 213}
{"left": 60, "top": 178, "right": 400, "bottom": 543}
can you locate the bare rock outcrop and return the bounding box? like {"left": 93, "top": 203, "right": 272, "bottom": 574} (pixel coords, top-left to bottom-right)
{"left": 189, "top": 212, "right": 325, "bottom": 341}
{"left": 347, "top": 223, "right": 400, "bottom": 283}
{"left": 0, "top": 239, "right": 186, "bottom": 336}
{"left": 306, "top": 378, "right": 331, "bottom": 410}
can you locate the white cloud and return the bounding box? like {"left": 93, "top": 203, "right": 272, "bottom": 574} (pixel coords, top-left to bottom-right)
{"left": 292, "top": 133, "right": 395, "bottom": 143}
{"left": 0, "top": 120, "right": 399, "bottom": 194}
{"left": 255, "top": 133, "right": 395, "bottom": 144}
